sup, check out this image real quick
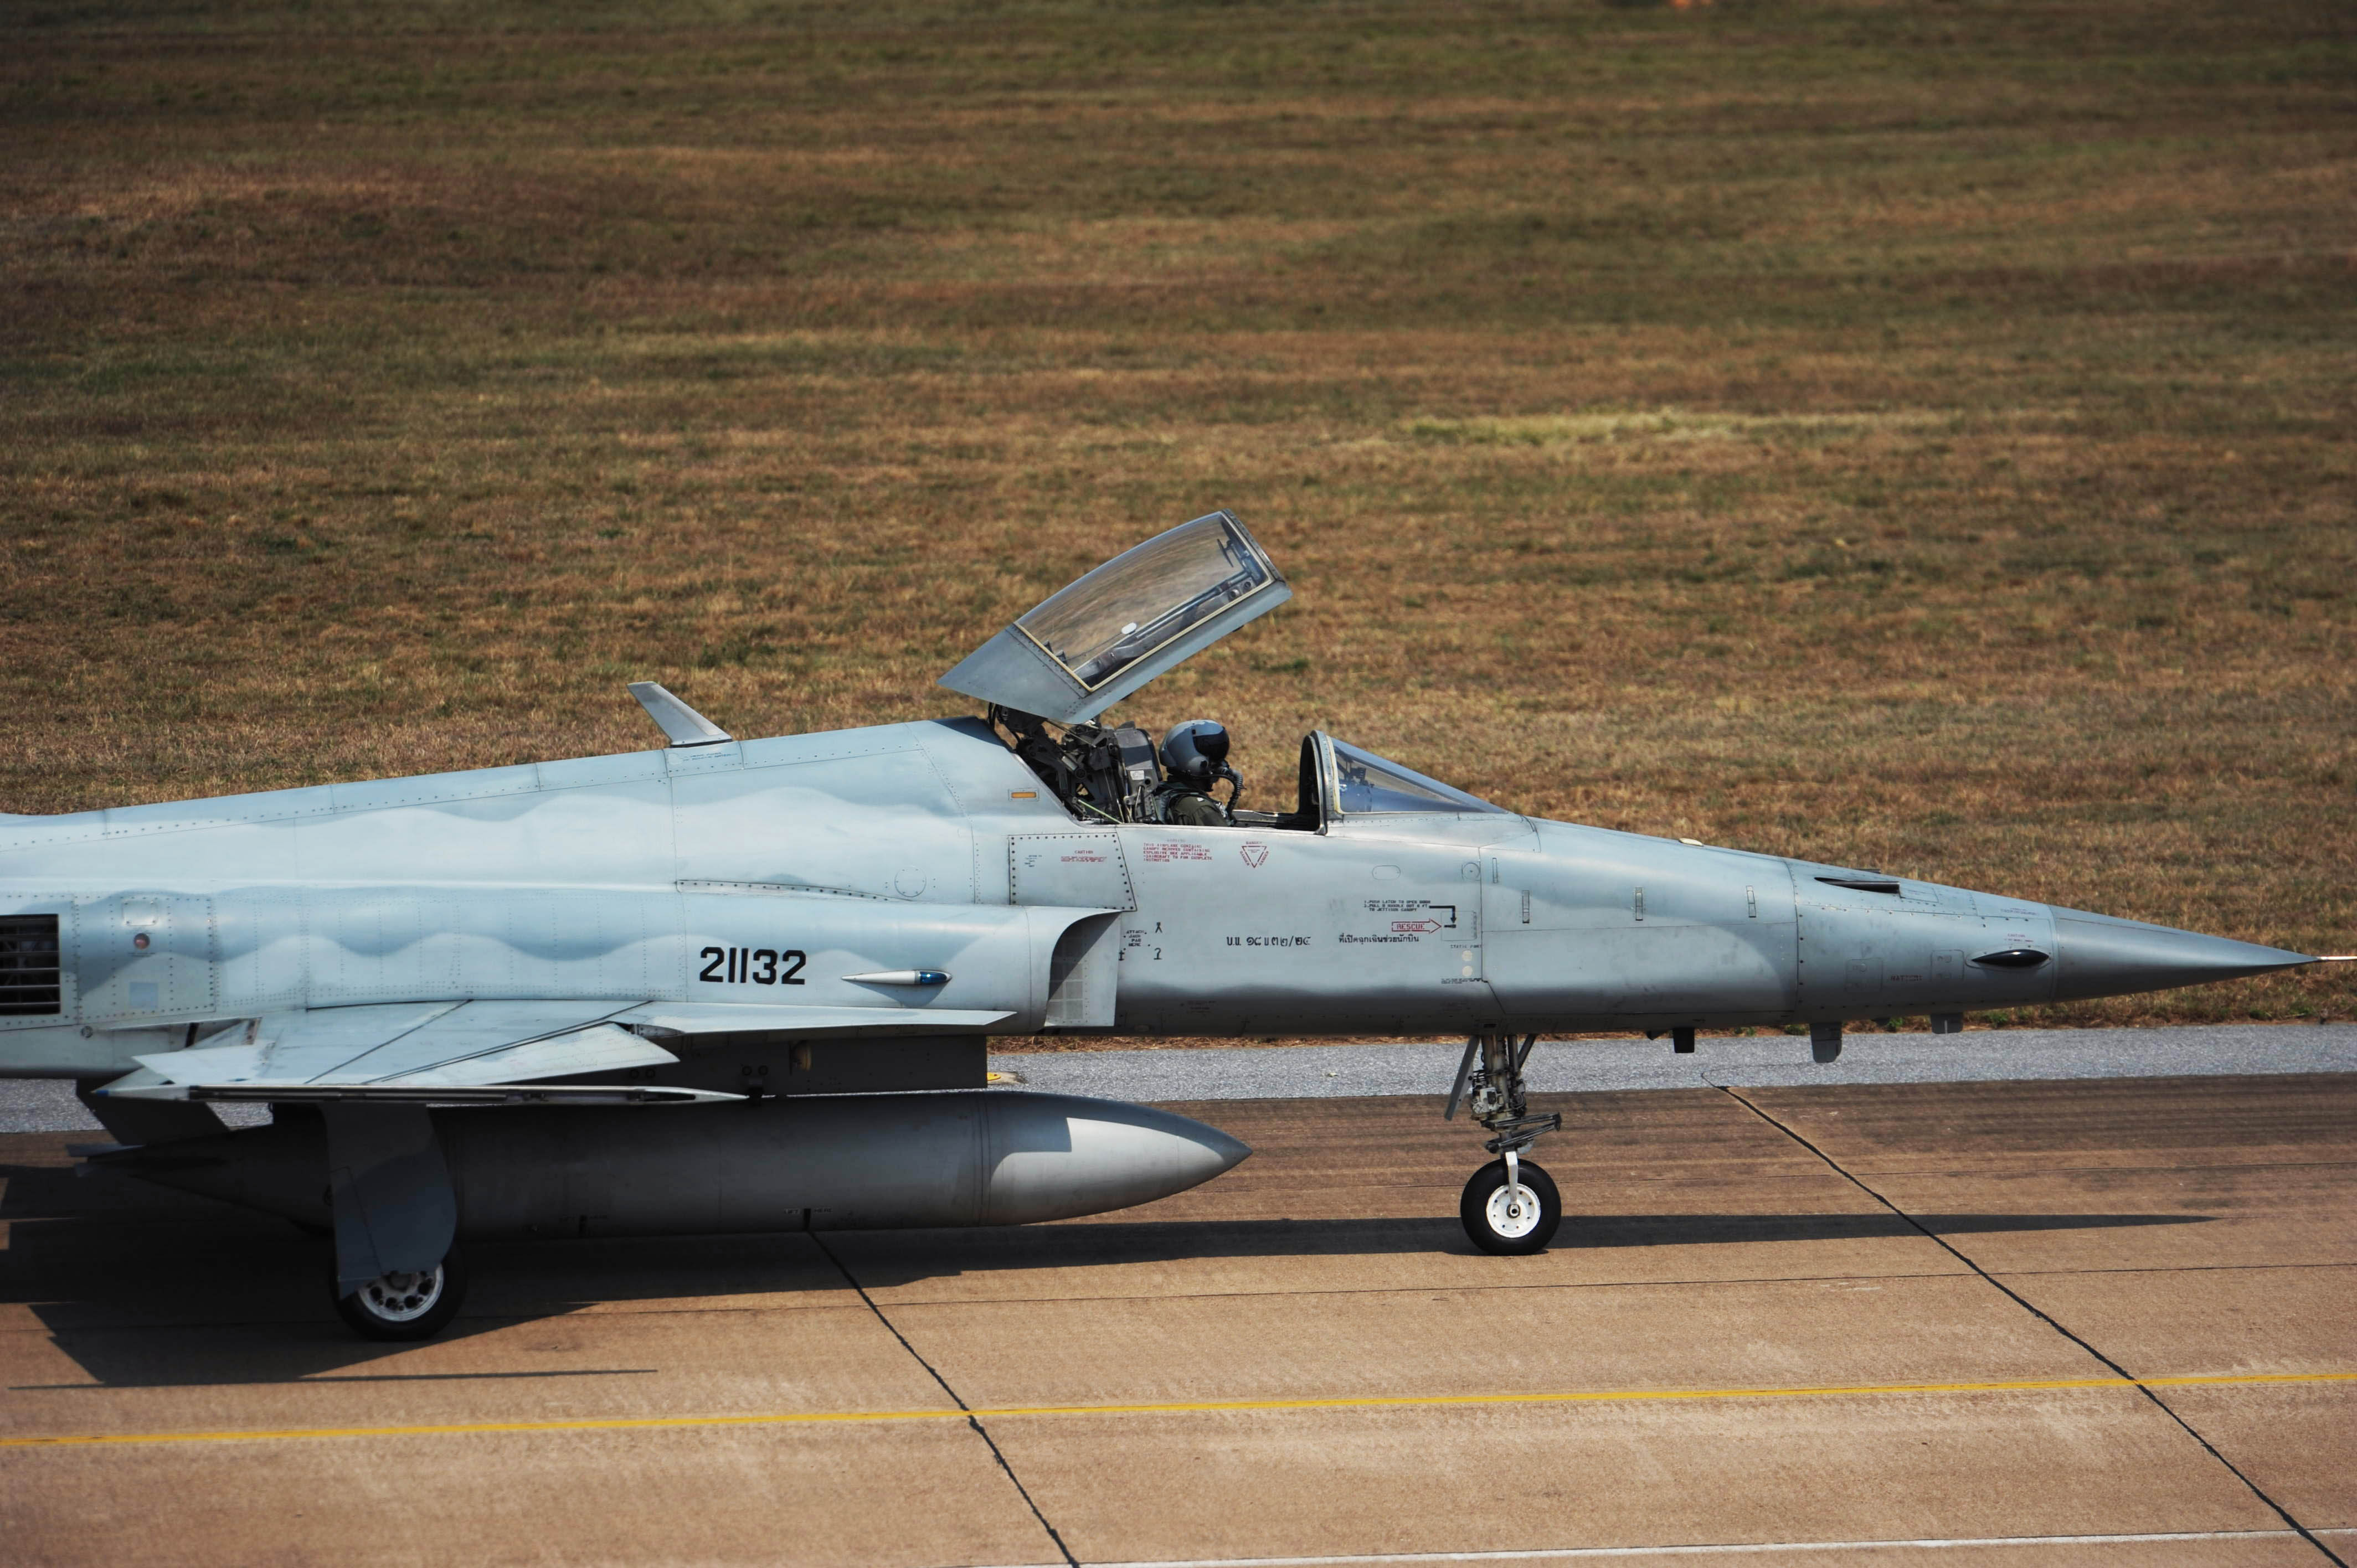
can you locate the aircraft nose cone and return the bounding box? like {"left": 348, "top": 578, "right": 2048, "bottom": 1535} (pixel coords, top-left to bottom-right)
{"left": 2050, "top": 906, "right": 2314, "bottom": 1003}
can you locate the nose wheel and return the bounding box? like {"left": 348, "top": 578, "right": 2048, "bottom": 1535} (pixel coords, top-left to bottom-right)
{"left": 1461, "top": 1154, "right": 1561, "bottom": 1254}
{"left": 1447, "top": 1033, "right": 1564, "bottom": 1254}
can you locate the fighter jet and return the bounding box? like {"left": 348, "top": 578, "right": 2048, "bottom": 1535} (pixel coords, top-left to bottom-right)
{"left": 0, "top": 510, "right": 2318, "bottom": 1338}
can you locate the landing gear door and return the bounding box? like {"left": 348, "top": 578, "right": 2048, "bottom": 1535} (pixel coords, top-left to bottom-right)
{"left": 939, "top": 510, "right": 1289, "bottom": 726}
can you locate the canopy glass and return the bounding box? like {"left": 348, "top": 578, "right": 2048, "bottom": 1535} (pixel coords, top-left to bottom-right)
{"left": 1326, "top": 737, "right": 1507, "bottom": 816}
{"left": 1017, "top": 513, "right": 1278, "bottom": 692}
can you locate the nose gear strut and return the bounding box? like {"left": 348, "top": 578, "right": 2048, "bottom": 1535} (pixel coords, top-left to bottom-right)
{"left": 1448, "top": 1033, "right": 1565, "bottom": 1254}
{"left": 1447, "top": 1032, "right": 1561, "bottom": 1156}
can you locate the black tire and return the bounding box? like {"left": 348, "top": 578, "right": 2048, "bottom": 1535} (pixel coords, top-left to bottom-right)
{"left": 332, "top": 1246, "right": 467, "bottom": 1342}
{"left": 1460, "top": 1159, "right": 1561, "bottom": 1256}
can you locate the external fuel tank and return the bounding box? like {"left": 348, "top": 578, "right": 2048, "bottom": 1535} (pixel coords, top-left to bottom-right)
{"left": 122, "top": 1090, "right": 1249, "bottom": 1239}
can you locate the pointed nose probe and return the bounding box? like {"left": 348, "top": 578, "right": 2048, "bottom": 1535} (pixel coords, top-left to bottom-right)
{"left": 2048, "top": 907, "right": 2318, "bottom": 1002}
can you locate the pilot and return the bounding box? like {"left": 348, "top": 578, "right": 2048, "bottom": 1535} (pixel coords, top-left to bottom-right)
{"left": 1152, "top": 720, "right": 1237, "bottom": 827}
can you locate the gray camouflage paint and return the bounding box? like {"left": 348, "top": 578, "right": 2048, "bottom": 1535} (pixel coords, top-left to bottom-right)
{"left": 0, "top": 712, "right": 2309, "bottom": 1081}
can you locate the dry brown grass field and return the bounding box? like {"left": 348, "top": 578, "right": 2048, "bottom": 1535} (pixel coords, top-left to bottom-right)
{"left": 3, "top": 0, "right": 2351, "bottom": 1034}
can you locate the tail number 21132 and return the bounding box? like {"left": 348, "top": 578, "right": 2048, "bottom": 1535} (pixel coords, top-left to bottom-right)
{"left": 699, "top": 947, "right": 807, "bottom": 986}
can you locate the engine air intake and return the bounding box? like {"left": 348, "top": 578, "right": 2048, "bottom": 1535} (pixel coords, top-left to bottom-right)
{"left": 0, "top": 914, "right": 62, "bottom": 1016}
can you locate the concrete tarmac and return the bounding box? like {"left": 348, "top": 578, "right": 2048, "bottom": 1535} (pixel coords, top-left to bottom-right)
{"left": 3, "top": 1074, "right": 2352, "bottom": 1565}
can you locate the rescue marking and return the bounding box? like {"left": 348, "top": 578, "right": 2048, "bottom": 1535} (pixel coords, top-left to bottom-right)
{"left": 6, "top": 1369, "right": 2350, "bottom": 1450}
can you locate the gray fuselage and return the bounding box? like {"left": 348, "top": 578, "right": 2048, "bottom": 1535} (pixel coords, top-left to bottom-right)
{"left": 0, "top": 714, "right": 2303, "bottom": 1080}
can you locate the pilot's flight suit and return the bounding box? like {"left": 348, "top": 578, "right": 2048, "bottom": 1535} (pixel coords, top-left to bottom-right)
{"left": 1154, "top": 786, "right": 1228, "bottom": 827}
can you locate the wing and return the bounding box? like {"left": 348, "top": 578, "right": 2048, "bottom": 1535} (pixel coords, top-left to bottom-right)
{"left": 100, "top": 997, "right": 1016, "bottom": 1106}
{"left": 103, "top": 999, "right": 710, "bottom": 1105}
{"left": 613, "top": 1000, "right": 1013, "bottom": 1039}
{"left": 127, "top": 999, "right": 667, "bottom": 1084}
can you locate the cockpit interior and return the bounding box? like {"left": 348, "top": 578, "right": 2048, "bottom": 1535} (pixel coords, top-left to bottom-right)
{"left": 942, "top": 508, "right": 1507, "bottom": 833}
{"left": 987, "top": 709, "right": 1507, "bottom": 832}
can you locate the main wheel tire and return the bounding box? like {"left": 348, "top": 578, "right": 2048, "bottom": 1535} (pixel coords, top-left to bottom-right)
{"left": 333, "top": 1247, "right": 467, "bottom": 1342}
{"left": 1460, "top": 1159, "right": 1562, "bottom": 1256}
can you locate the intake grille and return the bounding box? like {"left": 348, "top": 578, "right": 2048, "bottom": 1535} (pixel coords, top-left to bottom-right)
{"left": 0, "top": 914, "right": 62, "bottom": 1017}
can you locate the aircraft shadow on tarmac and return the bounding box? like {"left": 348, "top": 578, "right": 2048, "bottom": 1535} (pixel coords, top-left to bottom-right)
{"left": 3, "top": 1157, "right": 2212, "bottom": 1388}
{"left": 823, "top": 1209, "right": 2215, "bottom": 1290}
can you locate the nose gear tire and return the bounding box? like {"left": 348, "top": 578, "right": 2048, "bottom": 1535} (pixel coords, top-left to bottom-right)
{"left": 1460, "top": 1159, "right": 1561, "bottom": 1255}
{"left": 333, "top": 1247, "right": 467, "bottom": 1341}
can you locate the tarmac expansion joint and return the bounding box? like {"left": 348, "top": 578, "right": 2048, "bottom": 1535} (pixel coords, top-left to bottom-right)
{"left": 810, "top": 1232, "right": 1080, "bottom": 1568}
{"left": 1704, "top": 1077, "right": 2350, "bottom": 1568}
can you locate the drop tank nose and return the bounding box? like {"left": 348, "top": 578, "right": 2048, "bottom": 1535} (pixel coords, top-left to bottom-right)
{"left": 982, "top": 1094, "right": 1250, "bottom": 1224}
{"left": 2050, "top": 907, "right": 2314, "bottom": 1003}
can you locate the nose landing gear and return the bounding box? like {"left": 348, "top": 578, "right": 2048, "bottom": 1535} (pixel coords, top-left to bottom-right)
{"left": 1447, "top": 1033, "right": 1563, "bottom": 1254}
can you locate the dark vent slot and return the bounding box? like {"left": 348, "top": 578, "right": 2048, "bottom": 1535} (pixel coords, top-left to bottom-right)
{"left": 1817, "top": 876, "right": 1902, "bottom": 895}
{"left": 0, "top": 914, "right": 62, "bottom": 1017}
{"left": 1972, "top": 948, "right": 2051, "bottom": 969}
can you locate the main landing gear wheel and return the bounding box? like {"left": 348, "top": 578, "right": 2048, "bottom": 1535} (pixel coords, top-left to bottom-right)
{"left": 1460, "top": 1158, "right": 1561, "bottom": 1255}
{"left": 333, "top": 1247, "right": 467, "bottom": 1342}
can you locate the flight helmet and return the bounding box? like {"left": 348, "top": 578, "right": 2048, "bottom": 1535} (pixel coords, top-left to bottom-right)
{"left": 1159, "top": 720, "right": 1231, "bottom": 786}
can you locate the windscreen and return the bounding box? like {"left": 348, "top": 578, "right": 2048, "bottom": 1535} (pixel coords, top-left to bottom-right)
{"left": 1017, "top": 513, "right": 1277, "bottom": 690}
{"left": 1329, "top": 738, "right": 1507, "bottom": 815}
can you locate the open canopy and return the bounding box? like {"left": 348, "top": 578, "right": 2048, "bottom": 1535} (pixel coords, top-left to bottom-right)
{"left": 940, "top": 510, "right": 1290, "bottom": 725}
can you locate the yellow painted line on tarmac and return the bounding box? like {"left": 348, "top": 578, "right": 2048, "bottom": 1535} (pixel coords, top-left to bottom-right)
{"left": 4, "top": 1369, "right": 2352, "bottom": 1451}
